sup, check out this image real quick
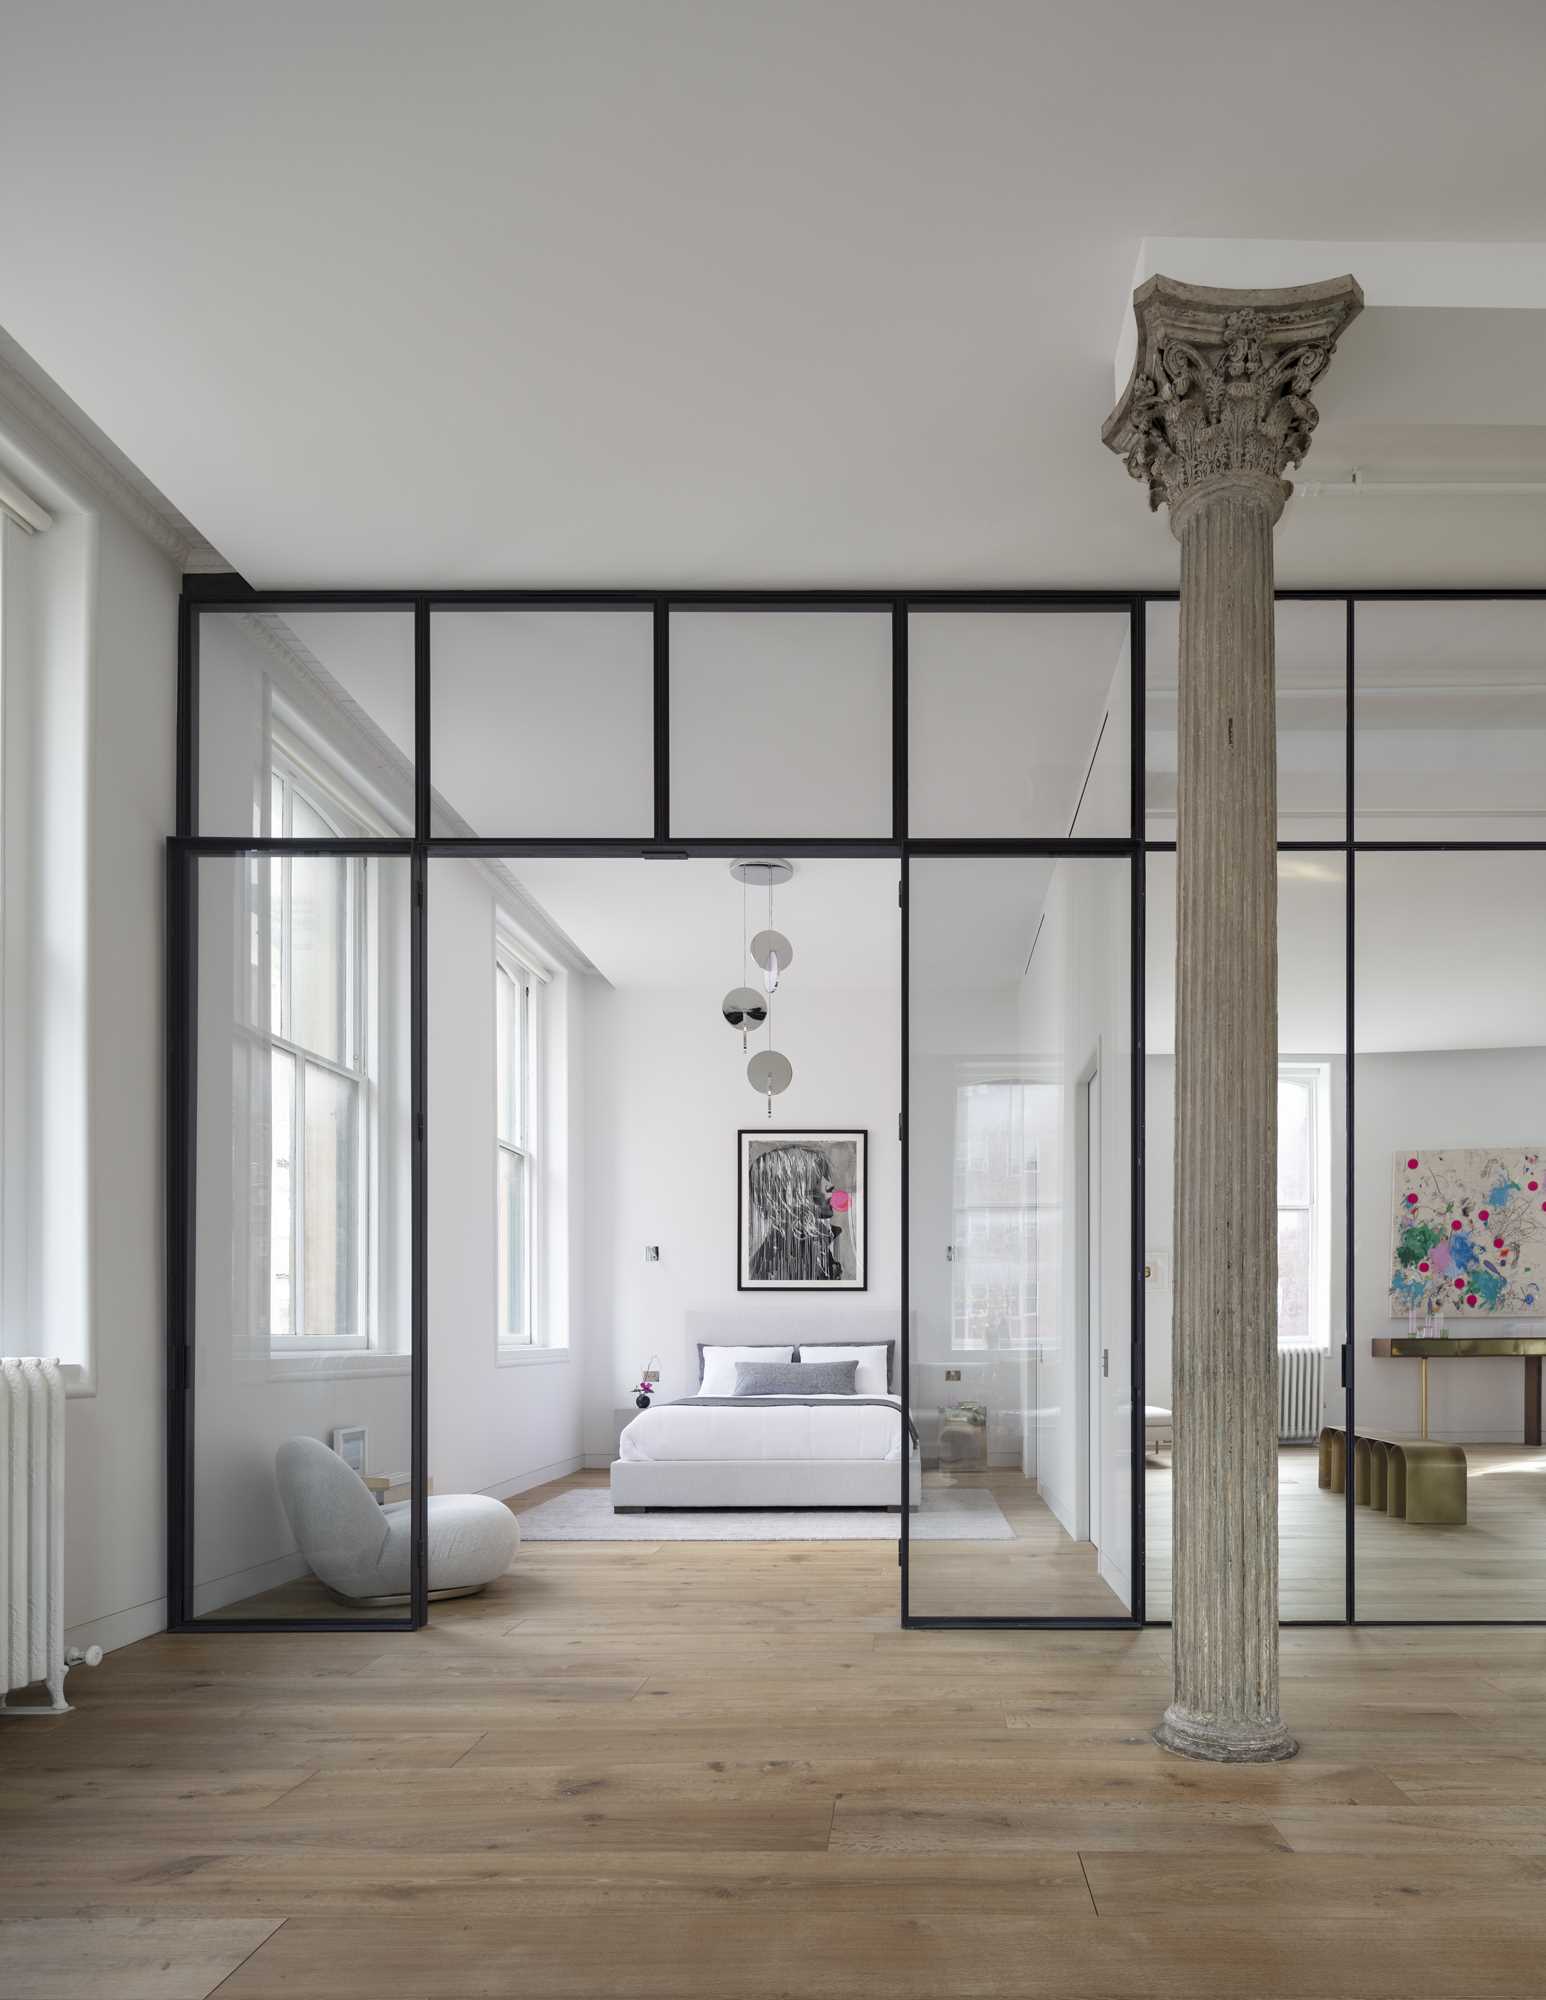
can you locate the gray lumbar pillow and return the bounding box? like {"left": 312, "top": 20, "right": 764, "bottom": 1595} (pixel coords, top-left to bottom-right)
{"left": 732, "top": 1358, "right": 858, "bottom": 1397}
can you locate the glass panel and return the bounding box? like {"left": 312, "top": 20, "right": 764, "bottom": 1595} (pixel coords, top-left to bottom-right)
{"left": 191, "top": 854, "right": 415, "bottom": 1624}
{"left": 1147, "top": 599, "right": 1346, "bottom": 842}
{"left": 498, "top": 1148, "right": 527, "bottom": 1345}
{"left": 910, "top": 612, "right": 1130, "bottom": 838}
{"left": 431, "top": 609, "right": 654, "bottom": 837}
{"left": 669, "top": 611, "right": 891, "bottom": 837}
{"left": 1145, "top": 851, "right": 1347, "bottom": 1622}
{"left": 196, "top": 609, "right": 415, "bottom": 836}
{"left": 1355, "top": 600, "right": 1546, "bottom": 840}
{"left": 1355, "top": 851, "right": 1546, "bottom": 1620}
{"left": 908, "top": 855, "right": 1132, "bottom": 1617}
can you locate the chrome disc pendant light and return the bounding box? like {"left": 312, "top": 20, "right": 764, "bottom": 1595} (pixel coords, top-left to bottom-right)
{"left": 727, "top": 859, "right": 793, "bottom": 1110}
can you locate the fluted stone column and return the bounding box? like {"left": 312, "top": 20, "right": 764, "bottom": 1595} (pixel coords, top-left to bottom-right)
{"left": 1104, "top": 276, "right": 1362, "bottom": 1762}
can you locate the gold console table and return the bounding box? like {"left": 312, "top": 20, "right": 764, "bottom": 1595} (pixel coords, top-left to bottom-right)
{"left": 1370, "top": 1336, "right": 1546, "bottom": 1446}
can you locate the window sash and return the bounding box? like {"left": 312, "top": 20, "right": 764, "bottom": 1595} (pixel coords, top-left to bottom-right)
{"left": 496, "top": 943, "right": 538, "bottom": 1348}
{"left": 260, "top": 766, "right": 374, "bottom": 1351}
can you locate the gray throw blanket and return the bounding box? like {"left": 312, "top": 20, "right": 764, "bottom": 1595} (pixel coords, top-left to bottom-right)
{"left": 665, "top": 1394, "right": 919, "bottom": 1448}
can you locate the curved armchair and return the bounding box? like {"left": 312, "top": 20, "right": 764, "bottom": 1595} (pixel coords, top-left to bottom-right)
{"left": 276, "top": 1436, "right": 519, "bottom": 1604}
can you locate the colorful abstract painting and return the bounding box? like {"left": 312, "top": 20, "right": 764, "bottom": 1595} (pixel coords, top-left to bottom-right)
{"left": 1390, "top": 1149, "right": 1546, "bottom": 1318}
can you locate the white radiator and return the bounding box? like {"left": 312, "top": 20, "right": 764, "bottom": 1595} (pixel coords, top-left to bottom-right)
{"left": 1, "top": 1358, "right": 72, "bottom": 1713}
{"left": 1277, "top": 1346, "right": 1327, "bottom": 1444}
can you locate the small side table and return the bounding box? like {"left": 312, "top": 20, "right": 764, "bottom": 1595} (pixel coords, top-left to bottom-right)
{"left": 363, "top": 1474, "right": 434, "bottom": 1507}
{"left": 614, "top": 1406, "right": 658, "bottom": 1458}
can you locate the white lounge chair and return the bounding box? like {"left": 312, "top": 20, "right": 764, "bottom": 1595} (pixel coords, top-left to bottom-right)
{"left": 276, "top": 1435, "right": 519, "bottom": 1604}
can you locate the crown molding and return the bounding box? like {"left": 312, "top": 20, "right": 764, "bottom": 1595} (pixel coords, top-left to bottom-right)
{"left": 0, "top": 331, "right": 230, "bottom": 573}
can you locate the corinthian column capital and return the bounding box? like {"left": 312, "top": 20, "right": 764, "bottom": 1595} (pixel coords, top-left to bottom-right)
{"left": 1102, "top": 273, "right": 1363, "bottom": 524}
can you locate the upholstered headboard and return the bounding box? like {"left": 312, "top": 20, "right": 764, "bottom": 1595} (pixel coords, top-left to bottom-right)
{"left": 685, "top": 1309, "right": 903, "bottom": 1392}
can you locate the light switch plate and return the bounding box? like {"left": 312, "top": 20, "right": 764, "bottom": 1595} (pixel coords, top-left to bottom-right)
{"left": 644, "top": 1246, "right": 660, "bottom": 1262}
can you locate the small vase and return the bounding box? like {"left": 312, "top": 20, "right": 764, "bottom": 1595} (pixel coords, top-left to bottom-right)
{"left": 635, "top": 1393, "right": 652, "bottom": 1410}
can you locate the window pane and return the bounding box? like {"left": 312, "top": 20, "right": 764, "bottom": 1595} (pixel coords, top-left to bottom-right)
{"left": 269, "top": 1048, "right": 295, "bottom": 1341}
{"left": 1277, "top": 1207, "right": 1312, "bottom": 1345}
{"left": 910, "top": 612, "right": 1130, "bottom": 838}
{"left": 496, "top": 965, "right": 517, "bottom": 1146}
{"left": 1146, "top": 851, "right": 1346, "bottom": 1622}
{"left": 1278, "top": 1077, "right": 1313, "bottom": 1207}
{"left": 432, "top": 609, "right": 654, "bottom": 837}
{"left": 670, "top": 611, "right": 892, "bottom": 837}
{"left": 290, "top": 856, "right": 348, "bottom": 1065}
{"left": 909, "top": 855, "right": 1132, "bottom": 1617}
{"left": 498, "top": 1148, "right": 527, "bottom": 1343}
{"left": 191, "top": 855, "right": 415, "bottom": 1625}
{"left": 1356, "top": 851, "right": 1546, "bottom": 1620}
{"left": 196, "top": 609, "right": 415, "bottom": 836}
{"left": 1356, "top": 600, "right": 1546, "bottom": 840}
{"left": 303, "top": 1065, "right": 360, "bottom": 1340}
{"left": 1147, "top": 600, "right": 1346, "bottom": 841}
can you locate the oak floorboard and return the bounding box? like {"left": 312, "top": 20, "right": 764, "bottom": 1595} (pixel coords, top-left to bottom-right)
{"left": 7, "top": 1471, "right": 1546, "bottom": 1998}
{"left": 0, "top": 1913, "right": 283, "bottom": 2000}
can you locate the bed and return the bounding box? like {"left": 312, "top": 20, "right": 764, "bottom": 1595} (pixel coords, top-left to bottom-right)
{"left": 610, "top": 1317, "right": 920, "bottom": 1512}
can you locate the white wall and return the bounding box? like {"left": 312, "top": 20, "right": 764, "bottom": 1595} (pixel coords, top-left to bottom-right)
{"left": 0, "top": 421, "right": 181, "bottom": 1656}
{"left": 581, "top": 977, "right": 899, "bottom": 1459}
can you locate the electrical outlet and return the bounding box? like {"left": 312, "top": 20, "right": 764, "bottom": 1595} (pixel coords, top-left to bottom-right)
{"left": 644, "top": 1246, "right": 660, "bottom": 1262}
{"left": 945, "top": 1368, "right": 961, "bottom": 1383}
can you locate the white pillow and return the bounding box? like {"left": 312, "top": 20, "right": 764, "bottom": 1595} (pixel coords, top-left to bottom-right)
{"left": 699, "top": 1344, "right": 793, "bottom": 1397}
{"left": 796, "top": 1344, "right": 888, "bottom": 1397}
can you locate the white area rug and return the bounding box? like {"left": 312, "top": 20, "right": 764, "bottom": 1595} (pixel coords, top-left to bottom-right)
{"left": 518, "top": 1485, "right": 1015, "bottom": 1542}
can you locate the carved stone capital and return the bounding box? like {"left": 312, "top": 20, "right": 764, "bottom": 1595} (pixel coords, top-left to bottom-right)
{"left": 1102, "top": 274, "right": 1363, "bottom": 520}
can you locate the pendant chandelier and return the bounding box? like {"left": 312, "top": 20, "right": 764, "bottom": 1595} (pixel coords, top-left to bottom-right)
{"left": 722, "top": 859, "right": 793, "bottom": 1116}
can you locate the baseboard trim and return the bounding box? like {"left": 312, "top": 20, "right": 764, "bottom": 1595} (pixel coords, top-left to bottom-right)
{"left": 480, "top": 1455, "right": 585, "bottom": 1502}
{"left": 193, "top": 1550, "right": 311, "bottom": 1619}
{"left": 65, "top": 1596, "right": 168, "bottom": 1657}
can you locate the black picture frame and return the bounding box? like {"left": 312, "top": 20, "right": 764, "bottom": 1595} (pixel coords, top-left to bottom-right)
{"left": 738, "top": 1127, "right": 868, "bottom": 1292}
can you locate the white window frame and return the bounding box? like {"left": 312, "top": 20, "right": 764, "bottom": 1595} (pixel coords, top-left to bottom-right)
{"left": 262, "top": 765, "right": 377, "bottom": 1357}
{"left": 1277, "top": 1062, "right": 1333, "bottom": 1352}
{"left": 495, "top": 935, "right": 542, "bottom": 1354}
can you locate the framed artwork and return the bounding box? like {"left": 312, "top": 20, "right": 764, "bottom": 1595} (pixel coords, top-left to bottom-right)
{"left": 738, "top": 1129, "right": 867, "bottom": 1292}
{"left": 1390, "top": 1148, "right": 1546, "bottom": 1317}
{"left": 330, "top": 1425, "right": 368, "bottom": 1475}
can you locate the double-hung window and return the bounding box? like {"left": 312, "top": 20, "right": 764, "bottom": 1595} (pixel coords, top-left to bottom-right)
{"left": 951, "top": 1079, "right": 1039, "bottom": 1352}
{"left": 1277, "top": 1064, "right": 1331, "bottom": 1349}
{"left": 496, "top": 944, "right": 538, "bottom": 1348}
{"left": 263, "top": 770, "right": 372, "bottom": 1352}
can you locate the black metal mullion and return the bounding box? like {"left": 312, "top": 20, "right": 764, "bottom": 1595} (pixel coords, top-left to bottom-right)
{"left": 164, "top": 844, "right": 196, "bottom": 1625}
{"left": 653, "top": 604, "right": 670, "bottom": 841}
{"left": 1130, "top": 595, "right": 1147, "bottom": 1625}
{"left": 1345, "top": 598, "right": 1357, "bottom": 1626}
{"left": 410, "top": 850, "right": 429, "bottom": 1629}
{"left": 176, "top": 599, "right": 198, "bottom": 838}
{"left": 898, "top": 850, "right": 910, "bottom": 1620}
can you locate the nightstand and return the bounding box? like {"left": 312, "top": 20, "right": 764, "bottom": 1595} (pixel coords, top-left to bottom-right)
{"left": 362, "top": 1474, "right": 434, "bottom": 1506}
{"left": 613, "top": 1406, "right": 651, "bottom": 1458}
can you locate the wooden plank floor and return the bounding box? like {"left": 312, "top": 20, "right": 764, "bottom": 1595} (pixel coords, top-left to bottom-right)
{"left": 4, "top": 1469, "right": 1546, "bottom": 1997}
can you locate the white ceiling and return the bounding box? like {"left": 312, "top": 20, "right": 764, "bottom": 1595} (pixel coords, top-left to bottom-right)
{"left": 4, "top": 3, "right": 1546, "bottom": 588}
{"left": 510, "top": 856, "right": 900, "bottom": 990}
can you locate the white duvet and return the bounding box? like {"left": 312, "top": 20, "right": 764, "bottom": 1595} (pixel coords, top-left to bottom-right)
{"left": 619, "top": 1394, "right": 906, "bottom": 1464}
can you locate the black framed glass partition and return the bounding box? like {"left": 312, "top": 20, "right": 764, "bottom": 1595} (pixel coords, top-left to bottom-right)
{"left": 169, "top": 583, "right": 1546, "bottom": 1630}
